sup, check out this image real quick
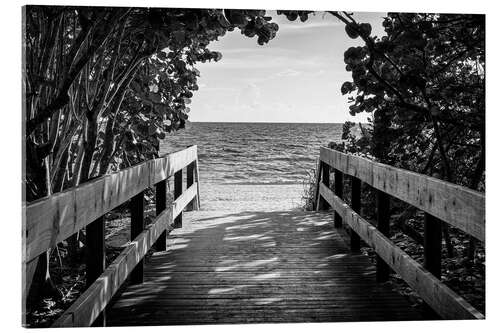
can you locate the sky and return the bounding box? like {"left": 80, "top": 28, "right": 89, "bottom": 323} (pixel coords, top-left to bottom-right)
{"left": 189, "top": 11, "right": 387, "bottom": 123}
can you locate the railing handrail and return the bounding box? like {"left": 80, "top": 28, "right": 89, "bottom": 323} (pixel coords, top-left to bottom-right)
{"left": 319, "top": 146, "right": 485, "bottom": 241}
{"left": 315, "top": 147, "right": 484, "bottom": 320}
{"left": 23, "top": 145, "right": 200, "bottom": 326}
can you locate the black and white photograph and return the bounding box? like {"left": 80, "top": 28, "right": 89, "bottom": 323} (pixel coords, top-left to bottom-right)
{"left": 11, "top": 0, "right": 494, "bottom": 330}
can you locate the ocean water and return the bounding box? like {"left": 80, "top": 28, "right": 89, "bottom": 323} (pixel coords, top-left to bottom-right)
{"left": 160, "top": 122, "right": 344, "bottom": 185}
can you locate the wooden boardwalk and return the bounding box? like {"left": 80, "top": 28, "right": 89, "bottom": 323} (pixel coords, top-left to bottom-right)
{"left": 107, "top": 210, "right": 423, "bottom": 325}
{"left": 26, "top": 146, "right": 483, "bottom": 327}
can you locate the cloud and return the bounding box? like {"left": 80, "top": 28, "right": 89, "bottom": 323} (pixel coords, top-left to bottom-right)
{"left": 204, "top": 53, "right": 329, "bottom": 72}
{"left": 275, "top": 69, "right": 301, "bottom": 77}
{"left": 219, "top": 47, "right": 299, "bottom": 55}
{"left": 200, "top": 87, "right": 239, "bottom": 93}
{"left": 311, "top": 69, "right": 327, "bottom": 76}
{"left": 278, "top": 20, "right": 343, "bottom": 33}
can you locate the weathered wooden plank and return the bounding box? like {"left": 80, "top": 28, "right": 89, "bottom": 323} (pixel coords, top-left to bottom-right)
{"left": 107, "top": 209, "right": 424, "bottom": 325}
{"left": 317, "top": 161, "right": 330, "bottom": 211}
{"left": 187, "top": 161, "right": 195, "bottom": 211}
{"left": 350, "top": 177, "right": 361, "bottom": 252}
{"left": 117, "top": 282, "right": 397, "bottom": 293}
{"left": 51, "top": 186, "right": 197, "bottom": 327}
{"left": 334, "top": 170, "right": 343, "bottom": 228}
{"left": 319, "top": 183, "right": 484, "bottom": 320}
{"left": 319, "top": 147, "right": 485, "bottom": 242}
{"left": 424, "top": 213, "right": 442, "bottom": 278}
{"left": 85, "top": 217, "right": 105, "bottom": 288}
{"left": 154, "top": 180, "right": 167, "bottom": 251}
{"left": 52, "top": 209, "right": 173, "bottom": 327}
{"left": 174, "top": 169, "right": 183, "bottom": 228}
{"left": 130, "top": 191, "right": 145, "bottom": 285}
{"left": 194, "top": 158, "right": 201, "bottom": 209}
{"left": 313, "top": 159, "right": 322, "bottom": 209}
{"left": 117, "top": 287, "right": 413, "bottom": 297}
{"left": 25, "top": 187, "right": 78, "bottom": 262}
{"left": 144, "top": 267, "right": 376, "bottom": 274}
{"left": 173, "top": 183, "right": 197, "bottom": 219}
{"left": 85, "top": 216, "right": 106, "bottom": 328}
{"left": 143, "top": 270, "right": 375, "bottom": 276}
{"left": 150, "top": 145, "right": 197, "bottom": 185}
{"left": 108, "top": 307, "right": 419, "bottom": 326}
{"left": 376, "top": 190, "right": 391, "bottom": 282}
{"left": 110, "top": 300, "right": 419, "bottom": 311}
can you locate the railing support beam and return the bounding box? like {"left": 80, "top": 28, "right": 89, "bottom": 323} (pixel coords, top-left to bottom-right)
{"left": 130, "top": 191, "right": 144, "bottom": 284}
{"left": 195, "top": 158, "right": 201, "bottom": 209}
{"left": 350, "top": 177, "right": 361, "bottom": 252}
{"left": 174, "top": 169, "right": 183, "bottom": 228}
{"left": 85, "top": 217, "right": 105, "bottom": 286}
{"left": 154, "top": 180, "right": 167, "bottom": 251}
{"left": 376, "top": 190, "right": 391, "bottom": 282}
{"left": 186, "top": 161, "right": 195, "bottom": 211}
{"left": 317, "top": 161, "right": 330, "bottom": 211}
{"left": 424, "top": 213, "right": 442, "bottom": 279}
{"left": 85, "top": 216, "right": 106, "bottom": 326}
{"left": 334, "top": 170, "right": 343, "bottom": 228}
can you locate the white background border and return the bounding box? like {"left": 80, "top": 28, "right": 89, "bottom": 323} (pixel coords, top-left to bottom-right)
{"left": 2, "top": 0, "right": 497, "bottom": 332}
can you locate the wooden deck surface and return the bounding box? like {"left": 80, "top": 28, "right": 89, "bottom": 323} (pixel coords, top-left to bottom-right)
{"left": 107, "top": 210, "right": 424, "bottom": 325}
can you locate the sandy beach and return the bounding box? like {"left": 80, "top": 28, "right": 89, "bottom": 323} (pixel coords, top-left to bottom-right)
{"left": 199, "top": 184, "right": 305, "bottom": 211}
{"left": 105, "top": 184, "right": 305, "bottom": 248}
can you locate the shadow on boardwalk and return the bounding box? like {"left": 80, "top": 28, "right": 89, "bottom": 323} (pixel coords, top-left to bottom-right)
{"left": 107, "top": 210, "right": 424, "bottom": 325}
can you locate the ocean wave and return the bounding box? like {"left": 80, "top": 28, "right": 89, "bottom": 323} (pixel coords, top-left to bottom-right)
{"left": 161, "top": 122, "right": 343, "bottom": 184}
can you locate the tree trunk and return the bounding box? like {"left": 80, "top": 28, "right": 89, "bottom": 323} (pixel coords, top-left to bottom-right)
{"left": 371, "top": 108, "right": 392, "bottom": 164}
{"left": 66, "top": 117, "right": 100, "bottom": 262}
{"left": 97, "top": 116, "right": 116, "bottom": 176}
{"left": 80, "top": 115, "right": 99, "bottom": 183}
{"left": 52, "top": 145, "right": 69, "bottom": 193}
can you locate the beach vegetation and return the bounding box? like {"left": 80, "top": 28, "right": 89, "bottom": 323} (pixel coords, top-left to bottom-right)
{"left": 286, "top": 11, "right": 485, "bottom": 313}
{"left": 24, "top": 7, "right": 279, "bottom": 324}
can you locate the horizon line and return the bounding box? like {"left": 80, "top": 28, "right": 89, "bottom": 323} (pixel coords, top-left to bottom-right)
{"left": 188, "top": 120, "right": 366, "bottom": 124}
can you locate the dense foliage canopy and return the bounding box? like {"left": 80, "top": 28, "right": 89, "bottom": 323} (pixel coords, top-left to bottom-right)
{"left": 25, "top": 7, "right": 485, "bottom": 199}
{"left": 280, "top": 10, "right": 485, "bottom": 278}
{"left": 279, "top": 11, "right": 485, "bottom": 190}
{"left": 24, "top": 6, "right": 280, "bottom": 312}
{"left": 25, "top": 7, "right": 279, "bottom": 201}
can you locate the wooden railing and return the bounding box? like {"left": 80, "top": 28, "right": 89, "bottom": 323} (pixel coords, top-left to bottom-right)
{"left": 23, "top": 145, "right": 200, "bottom": 327}
{"left": 314, "top": 147, "right": 485, "bottom": 320}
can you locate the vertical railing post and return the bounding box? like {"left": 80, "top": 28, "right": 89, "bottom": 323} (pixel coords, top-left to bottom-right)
{"left": 130, "top": 191, "right": 144, "bottom": 284}
{"left": 194, "top": 157, "right": 201, "bottom": 210}
{"left": 350, "top": 177, "right": 361, "bottom": 252}
{"left": 154, "top": 180, "right": 167, "bottom": 252}
{"left": 85, "top": 216, "right": 106, "bottom": 326}
{"left": 85, "top": 217, "right": 105, "bottom": 285}
{"left": 186, "top": 161, "right": 195, "bottom": 211}
{"left": 317, "top": 161, "right": 330, "bottom": 211}
{"left": 174, "top": 168, "right": 183, "bottom": 228}
{"left": 424, "top": 213, "right": 442, "bottom": 279}
{"left": 313, "top": 159, "right": 322, "bottom": 210}
{"left": 376, "top": 190, "right": 391, "bottom": 282}
{"left": 334, "top": 170, "right": 344, "bottom": 228}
